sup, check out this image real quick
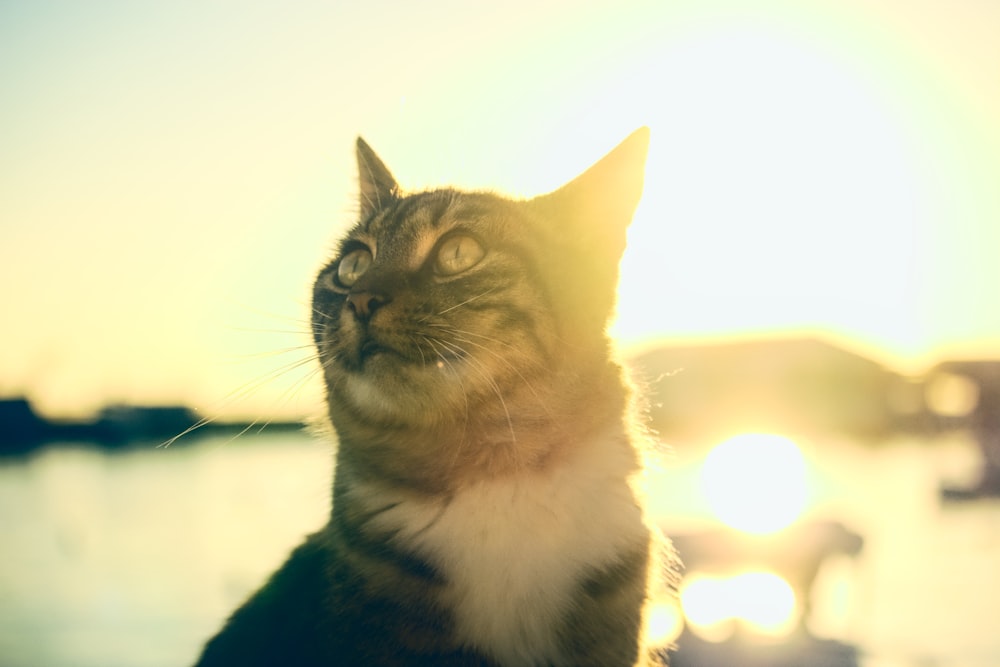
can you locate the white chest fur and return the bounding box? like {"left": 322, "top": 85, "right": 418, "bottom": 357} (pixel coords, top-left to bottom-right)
{"left": 360, "top": 428, "right": 649, "bottom": 666}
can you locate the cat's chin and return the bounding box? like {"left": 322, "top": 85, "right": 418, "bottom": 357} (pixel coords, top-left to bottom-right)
{"left": 337, "top": 357, "right": 472, "bottom": 425}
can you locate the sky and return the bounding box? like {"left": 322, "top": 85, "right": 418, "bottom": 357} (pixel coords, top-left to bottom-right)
{"left": 2, "top": 0, "right": 999, "bottom": 419}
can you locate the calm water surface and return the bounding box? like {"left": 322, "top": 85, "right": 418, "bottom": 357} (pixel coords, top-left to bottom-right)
{"left": 0, "top": 431, "right": 997, "bottom": 667}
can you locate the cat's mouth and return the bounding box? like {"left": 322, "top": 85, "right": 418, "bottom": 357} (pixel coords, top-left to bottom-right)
{"left": 358, "top": 339, "right": 388, "bottom": 361}
{"left": 346, "top": 334, "right": 464, "bottom": 372}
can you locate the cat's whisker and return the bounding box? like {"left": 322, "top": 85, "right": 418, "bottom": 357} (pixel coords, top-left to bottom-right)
{"left": 224, "top": 301, "right": 314, "bottom": 328}
{"left": 435, "top": 337, "right": 516, "bottom": 446}
{"left": 223, "top": 344, "right": 317, "bottom": 363}
{"left": 426, "top": 286, "right": 499, "bottom": 318}
{"left": 421, "top": 335, "right": 470, "bottom": 418}
{"left": 161, "top": 350, "right": 319, "bottom": 448}
{"left": 420, "top": 321, "right": 551, "bottom": 414}
{"left": 159, "top": 413, "right": 219, "bottom": 448}
{"left": 441, "top": 331, "right": 553, "bottom": 421}
{"left": 255, "top": 361, "right": 325, "bottom": 430}
{"left": 219, "top": 420, "right": 274, "bottom": 446}
{"left": 226, "top": 326, "right": 314, "bottom": 337}
{"left": 423, "top": 324, "right": 521, "bottom": 352}
{"left": 420, "top": 335, "right": 472, "bottom": 478}
{"left": 224, "top": 354, "right": 319, "bottom": 406}
{"left": 406, "top": 333, "right": 429, "bottom": 367}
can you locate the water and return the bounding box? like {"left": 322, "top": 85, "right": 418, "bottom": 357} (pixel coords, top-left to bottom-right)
{"left": 0, "top": 434, "right": 333, "bottom": 667}
{"left": 0, "top": 431, "right": 998, "bottom": 667}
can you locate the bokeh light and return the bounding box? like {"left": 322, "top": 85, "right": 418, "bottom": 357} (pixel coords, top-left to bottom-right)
{"left": 646, "top": 597, "right": 685, "bottom": 648}
{"left": 680, "top": 570, "right": 798, "bottom": 643}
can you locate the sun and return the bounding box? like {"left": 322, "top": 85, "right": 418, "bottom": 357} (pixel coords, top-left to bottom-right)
{"left": 700, "top": 433, "right": 808, "bottom": 534}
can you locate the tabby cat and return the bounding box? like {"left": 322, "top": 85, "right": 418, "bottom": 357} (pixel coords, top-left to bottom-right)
{"left": 194, "top": 128, "right": 673, "bottom": 666}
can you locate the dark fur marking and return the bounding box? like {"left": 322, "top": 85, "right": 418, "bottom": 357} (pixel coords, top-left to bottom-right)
{"left": 581, "top": 547, "right": 648, "bottom": 599}
{"left": 331, "top": 490, "right": 443, "bottom": 585}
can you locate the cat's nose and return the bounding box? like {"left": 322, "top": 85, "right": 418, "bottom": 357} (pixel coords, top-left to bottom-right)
{"left": 346, "top": 291, "right": 390, "bottom": 320}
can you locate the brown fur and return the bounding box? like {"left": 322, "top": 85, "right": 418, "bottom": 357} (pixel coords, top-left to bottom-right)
{"left": 194, "top": 128, "right": 674, "bottom": 667}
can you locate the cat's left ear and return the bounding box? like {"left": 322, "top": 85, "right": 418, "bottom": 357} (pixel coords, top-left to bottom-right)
{"left": 528, "top": 127, "right": 650, "bottom": 260}
{"left": 356, "top": 137, "right": 400, "bottom": 220}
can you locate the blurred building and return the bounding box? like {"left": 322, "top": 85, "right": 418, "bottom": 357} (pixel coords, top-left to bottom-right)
{"left": 631, "top": 337, "right": 913, "bottom": 442}
{"left": 0, "top": 398, "right": 198, "bottom": 451}
{"left": 93, "top": 404, "right": 199, "bottom": 444}
{"left": 927, "top": 360, "right": 1000, "bottom": 497}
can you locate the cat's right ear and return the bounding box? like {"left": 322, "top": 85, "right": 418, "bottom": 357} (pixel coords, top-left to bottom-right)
{"left": 356, "top": 138, "right": 399, "bottom": 220}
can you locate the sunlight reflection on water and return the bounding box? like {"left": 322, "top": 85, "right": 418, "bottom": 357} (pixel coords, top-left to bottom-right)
{"left": 649, "top": 433, "right": 1000, "bottom": 667}
{"left": 0, "top": 433, "right": 998, "bottom": 667}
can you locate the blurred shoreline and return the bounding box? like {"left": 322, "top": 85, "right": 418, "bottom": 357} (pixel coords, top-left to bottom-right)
{"left": 3, "top": 335, "right": 997, "bottom": 453}
{"left": 0, "top": 398, "right": 304, "bottom": 454}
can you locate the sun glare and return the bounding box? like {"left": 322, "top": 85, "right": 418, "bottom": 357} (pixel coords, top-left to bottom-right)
{"left": 701, "top": 434, "right": 808, "bottom": 534}
{"left": 609, "top": 20, "right": 930, "bottom": 359}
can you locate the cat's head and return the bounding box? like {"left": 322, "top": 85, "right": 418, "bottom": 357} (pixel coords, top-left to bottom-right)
{"left": 312, "top": 130, "right": 649, "bottom": 436}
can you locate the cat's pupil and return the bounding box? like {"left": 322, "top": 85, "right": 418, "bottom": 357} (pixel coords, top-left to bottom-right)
{"left": 337, "top": 248, "right": 372, "bottom": 287}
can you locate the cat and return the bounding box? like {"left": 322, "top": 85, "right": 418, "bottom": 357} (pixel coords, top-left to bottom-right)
{"left": 193, "top": 127, "right": 675, "bottom": 666}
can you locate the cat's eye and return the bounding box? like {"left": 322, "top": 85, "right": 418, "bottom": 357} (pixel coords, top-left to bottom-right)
{"left": 336, "top": 248, "right": 373, "bottom": 287}
{"left": 435, "top": 235, "right": 485, "bottom": 276}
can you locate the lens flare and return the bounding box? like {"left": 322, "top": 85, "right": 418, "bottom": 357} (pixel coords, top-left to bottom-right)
{"left": 701, "top": 434, "right": 807, "bottom": 534}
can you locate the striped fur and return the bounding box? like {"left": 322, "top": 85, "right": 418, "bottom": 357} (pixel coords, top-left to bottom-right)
{"left": 195, "top": 128, "right": 673, "bottom": 666}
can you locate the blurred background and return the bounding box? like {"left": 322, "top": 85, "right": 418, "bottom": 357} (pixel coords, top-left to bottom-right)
{"left": 2, "top": 1, "right": 999, "bottom": 666}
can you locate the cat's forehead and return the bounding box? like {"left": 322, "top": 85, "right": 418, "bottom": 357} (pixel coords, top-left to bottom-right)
{"left": 351, "top": 190, "right": 515, "bottom": 264}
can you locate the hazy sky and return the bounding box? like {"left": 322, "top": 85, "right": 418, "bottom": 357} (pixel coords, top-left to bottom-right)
{"left": 2, "top": 0, "right": 999, "bottom": 418}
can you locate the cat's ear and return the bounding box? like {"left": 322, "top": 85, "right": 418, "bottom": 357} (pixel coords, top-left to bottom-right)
{"left": 356, "top": 137, "right": 400, "bottom": 220}
{"left": 529, "top": 127, "right": 649, "bottom": 260}
{"left": 525, "top": 128, "right": 650, "bottom": 336}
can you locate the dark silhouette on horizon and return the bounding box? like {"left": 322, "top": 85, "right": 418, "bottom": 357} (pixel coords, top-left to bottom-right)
{"left": 0, "top": 397, "right": 302, "bottom": 454}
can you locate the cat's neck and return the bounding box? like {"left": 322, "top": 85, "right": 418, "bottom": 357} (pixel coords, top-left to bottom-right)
{"left": 331, "top": 412, "right": 650, "bottom": 666}
{"left": 330, "top": 357, "right": 632, "bottom": 495}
